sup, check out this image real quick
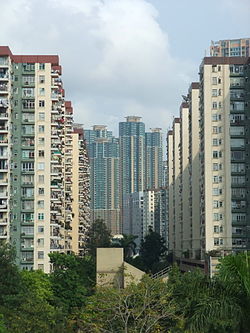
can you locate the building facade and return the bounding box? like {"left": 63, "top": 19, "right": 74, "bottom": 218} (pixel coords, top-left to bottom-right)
{"left": 210, "top": 39, "right": 250, "bottom": 57}
{"left": 167, "top": 56, "right": 250, "bottom": 268}
{"left": 71, "top": 124, "right": 90, "bottom": 256}
{"left": 145, "top": 128, "right": 163, "bottom": 189}
{"left": 0, "top": 46, "right": 90, "bottom": 272}
{"left": 123, "top": 188, "right": 167, "bottom": 246}
{"left": 85, "top": 126, "right": 120, "bottom": 234}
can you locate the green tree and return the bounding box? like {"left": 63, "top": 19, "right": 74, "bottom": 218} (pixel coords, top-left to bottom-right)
{"left": 140, "top": 229, "right": 167, "bottom": 273}
{"left": 49, "top": 252, "right": 95, "bottom": 313}
{"left": 168, "top": 266, "right": 241, "bottom": 333}
{"left": 0, "top": 241, "right": 22, "bottom": 305}
{"left": 86, "top": 218, "right": 112, "bottom": 257}
{"left": 216, "top": 252, "right": 250, "bottom": 332}
{"left": 113, "top": 234, "right": 138, "bottom": 259}
{"left": 76, "top": 275, "right": 179, "bottom": 333}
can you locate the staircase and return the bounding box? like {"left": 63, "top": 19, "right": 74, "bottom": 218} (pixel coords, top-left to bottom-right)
{"left": 151, "top": 266, "right": 171, "bottom": 280}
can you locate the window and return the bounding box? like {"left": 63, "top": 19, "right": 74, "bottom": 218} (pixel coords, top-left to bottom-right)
{"left": 214, "top": 226, "right": 219, "bottom": 233}
{"left": 212, "top": 89, "right": 217, "bottom": 97}
{"left": 37, "top": 200, "right": 44, "bottom": 209}
{"left": 213, "top": 200, "right": 223, "bottom": 208}
{"left": 39, "top": 88, "right": 45, "bottom": 96}
{"left": 22, "top": 76, "right": 35, "bottom": 85}
{"left": 230, "top": 127, "right": 245, "bottom": 136}
{"left": 231, "top": 151, "right": 245, "bottom": 161}
{"left": 212, "top": 126, "right": 222, "bottom": 134}
{"left": 213, "top": 138, "right": 222, "bottom": 146}
{"left": 38, "top": 150, "right": 44, "bottom": 157}
{"left": 39, "top": 100, "right": 45, "bottom": 108}
{"left": 214, "top": 238, "right": 219, "bottom": 246}
{"left": 213, "top": 213, "right": 223, "bottom": 221}
{"left": 38, "top": 213, "right": 44, "bottom": 220}
{"left": 38, "top": 138, "right": 45, "bottom": 146}
{"left": 38, "top": 175, "right": 44, "bottom": 183}
{"left": 39, "top": 75, "right": 45, "bottom": 84}
{"left": 37, "top": 238, "right": 44, "bottom": 247}
{"left": 38, "top": 162, "right": 45, "bottom": 170}
{"left": 38, "top": 125, "right": 44, "bottom": 133}
{"left": 213, "top": 176, "right": 222, "bottom": 183}
{"left": 212, "top": 77, "right": 217, "bottom": 85}
{"left": 212, "top": 114, "right": 222, "bottom": 122}
{"left": 213, "top": 188, "right": 222, "bottom": 196}
{"left": 231, "top": 163, "right": 245, "bottom": 173}
{"left": 38, "top": 188, "right": 44, "bottom": 195}
{"left": 38, "top": 112, "right": 45, "bottom": 121}
{"left": 38, "top": 226, "right": 44, "bottom": 233}
{"left": 38, "top": 251, "right": 44, "bottom": 259}
{"left": 213, "top": 151, "right": 222, "bottom": 158}
{"left": 22, "top": 88, "right": 34, "bottom": 97}
{"left": 212, "top": 102, "right": 217, "bottom": 109}
{"left": 39, "top": 63, "right": 45, "bottom": 70}
{"left": 21, "top": 162, "right": 34, "bottom": 171}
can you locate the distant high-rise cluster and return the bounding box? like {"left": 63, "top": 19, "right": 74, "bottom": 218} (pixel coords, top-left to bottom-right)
{"left": 167, "top": 38, "right": 250, "bottom": 273}
{"left": 85, "top": 116, "right": 166, "bottom": 242}
{"left": 0, "top": 46, "right": 90, "bottom": 272}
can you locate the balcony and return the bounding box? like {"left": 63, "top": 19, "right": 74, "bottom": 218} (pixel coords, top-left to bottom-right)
{"left": 0, "top": 84, "right": 8, "bottom": 93}
{"left": 0, "top": 73, "right": 8, "bottom": 80}
{"left": 0, "top": 126, "right": 8, "bottom": 133}
{"left": 0, "top": 218, "right": 7, "bottom": 225}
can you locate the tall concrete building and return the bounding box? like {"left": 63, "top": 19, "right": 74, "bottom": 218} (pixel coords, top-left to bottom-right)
{"left": 167, "top": 55, "right": 250, "bottom": 272}
{"left": 210, "top": 38, "right": 250, "bottom": 57}
{"left": 119, "top": 116, "right": 146, "bottom": 198}
{"left": 145, "top": 128, "right": 163, "bottom": 189}
{"left": 0, "top": 46, "right": 90, "bottom": 272}
{"left": 187, "top": 83, "right": 200, "bottom": 259}
{"left": 85, "top": 126, "right": 120, "bottom": 234}
{"left": 71, "top": 124, "right": 90, "bottom": 256}
{"left": 199, "top": 57, "right": 250, "bottom": 256}
{"left": 119, "top": 116, "right": 146, "bottom": 228}
{"left": 123, "top": 188, "right": 167, "bottom": 246}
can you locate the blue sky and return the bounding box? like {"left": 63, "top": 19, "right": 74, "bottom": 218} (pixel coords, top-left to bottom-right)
{"left": 0, "top": 0, "right": 250, "bottom": 135}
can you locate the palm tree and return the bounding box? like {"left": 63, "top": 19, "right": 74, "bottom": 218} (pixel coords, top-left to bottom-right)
{"left": 113, "top": 234, "right": 138, "bottom": 259}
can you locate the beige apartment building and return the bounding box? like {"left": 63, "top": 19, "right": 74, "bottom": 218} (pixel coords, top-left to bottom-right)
{"left": 71, "top": 124, "right": 90, "bottom": 256}
{"left": 168, "top": 56, "right": 250, "bottom": 270}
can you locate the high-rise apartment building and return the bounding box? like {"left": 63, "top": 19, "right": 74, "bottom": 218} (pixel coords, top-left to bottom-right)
{"left": 119, "top": 116, "right": 146, "bottom": 197}
{"left": 199, "top": 57, "right": 250, "bottom": 256}
{"left": 119, "top": 116, "right": 145, "bottom": 228}
{"left": 187, "top": 83, "right": 200, "bottom": 259}
{"left": 71, "top": 124, "right": 90, "bottom": 256}
{"left": 167, "top": 118, "right": 181, "bottom": 257}
{"left": 167, "top": 55, "right": 250, "bottom": 271}
{"left": 85, "top": 126, "right": 120, "bottom": 234}
{"left": 0, "top": 46, "right": 90, "bottom": 272}
{"left": 123, "top": 188, "right": 167, "bottom": 246}
{"left": 210, "top": 38, "right": 250, "bottom": 57}
{"left": 145, "top": 128, "right": 163, "bottom": 189}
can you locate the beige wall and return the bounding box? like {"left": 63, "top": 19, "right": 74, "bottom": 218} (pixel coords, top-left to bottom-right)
{"left": 173, "top": 120, "right": 181, "bottom": 257}
{"left": 167, "top": 133, "right": 174, "bottom": 251}
{"left": 96, "top": 248, "right": 144, "bottom": 287}
{"left": 181, "top": 106, "right": 190, "bottom": 257}
{"left": 202, "top": 63, "right": 232, "bottom": 255}
{"left": 189, "top": 85, "right": 201, "bottom": 259}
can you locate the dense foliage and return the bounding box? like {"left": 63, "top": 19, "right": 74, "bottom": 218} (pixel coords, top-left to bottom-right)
{"left": 0, "top": 239, "right": 250, "bottom": 332}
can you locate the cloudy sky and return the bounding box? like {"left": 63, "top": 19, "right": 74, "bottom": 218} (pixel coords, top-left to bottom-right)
{"left": 1, "top": 0, "right": 250, "bottom": 135}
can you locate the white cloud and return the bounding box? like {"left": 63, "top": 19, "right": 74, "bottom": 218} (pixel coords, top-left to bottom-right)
{"left": 0, "top": 0, "right": 195, "bottom": 134}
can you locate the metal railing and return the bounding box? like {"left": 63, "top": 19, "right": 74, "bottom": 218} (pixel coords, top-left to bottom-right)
{"left": 151, "top": 266, "right": 171, "bottom": 279}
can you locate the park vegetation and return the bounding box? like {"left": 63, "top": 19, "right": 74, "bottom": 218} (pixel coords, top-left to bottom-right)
{"left": 0, "top": 221, "right": 249, "bottom": 332}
